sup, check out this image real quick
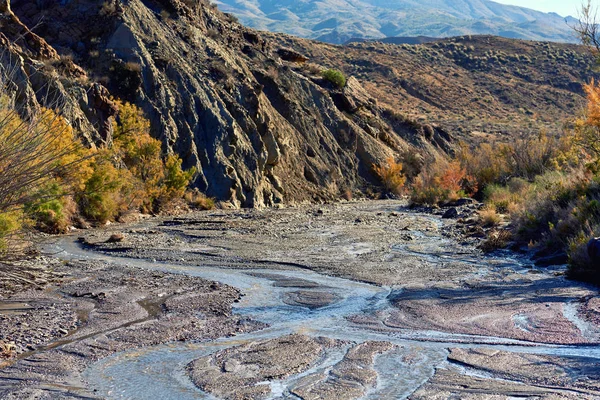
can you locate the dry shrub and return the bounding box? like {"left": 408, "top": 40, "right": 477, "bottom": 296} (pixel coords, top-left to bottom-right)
{"left": 479, "top": 229, "right": 513, "bottom": 253}
{"left": 411, "top": 159, "right": 475, "bottom": 205}
{"left": 479, "top": 206, "right": 501, "bottom": 227}
{"left": 302, "top": 63, "right": 322, "bottom": 76}
{"left": 184, "top": 190, "right": 215, "bottom": 210}
{"left": 457, "top": 141, "right": 508, "bottom": 188}
{"left": 0, "top": 340, "right": 14, "bottom": 360}
{"left": 373, "top": 157, "right": 406, "bottom": 195}
{"left": 341, "top": 188, "right": 353, "bottom": 201}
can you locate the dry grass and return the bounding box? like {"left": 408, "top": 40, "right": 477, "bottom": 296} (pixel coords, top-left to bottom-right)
{"left": 479, "top": 206, "right": 502, "bottom": 227}
{"left": 479, "top": 229, "right": 513, "bottom": 253}
{"left": 184, "top": 190, "right": 215, "bottom": 210}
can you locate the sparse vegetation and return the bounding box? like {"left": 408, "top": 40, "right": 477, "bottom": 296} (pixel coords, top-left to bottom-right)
{"left": 184, "top": 190, "right": 216, "bottom": 210}
{"left": 0, "top": 86, "right": 199, "bottom": 254}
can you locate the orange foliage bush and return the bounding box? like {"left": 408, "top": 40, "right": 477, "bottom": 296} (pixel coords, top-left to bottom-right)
{"left": 373, "top": 157, "right": 406, "bottom": 195}
{"left": 411, "top": 159, "right": 476, "bottom": 205}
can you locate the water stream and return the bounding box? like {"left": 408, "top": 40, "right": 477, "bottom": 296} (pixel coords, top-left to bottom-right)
{"left": 44, "top": 212, "right": 600, "bottom": 399}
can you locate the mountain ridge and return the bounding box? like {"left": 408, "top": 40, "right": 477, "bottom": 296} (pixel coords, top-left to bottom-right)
{"left": 215, "top": 0, "right": 578, "bottom": 44}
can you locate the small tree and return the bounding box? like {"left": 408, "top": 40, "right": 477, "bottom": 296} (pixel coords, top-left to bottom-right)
{"left": 573, "top": 1, "right": 600, "bottom": 54}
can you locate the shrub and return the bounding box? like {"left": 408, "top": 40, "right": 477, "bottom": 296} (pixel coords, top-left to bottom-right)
{"left": 372, "top": 157, "right": 406, "bottom": 195}
{"left": 0, "top": 96, "right": 86, "bottom": 215}
{"left": 479, "top": 229, "right": 512, "bottom": 253}
{"left": 411, "top": 160, "right": 475, "bottom": 205}
{"left": 321, "top": 69, "right": 346, "bottom": 89}
{"left": 24, "top": 182, "right": 76, "bottom": 234}
{"left": 184, "top": 190, "right": 215, "bottom": 210}
{"left": 567, "top": 231, "right": 600, "bottom": 284}
{"left": 479, "top": 206, "right": 501, "bottom": 227}
{"left": 484, "top": 179, "right": 530, "bottom": 214}
{"left": 0, "top": 212, "right": 21, "bottom": 252}
{"left": 78, "top": 156, "right": 127, "bottom": 223}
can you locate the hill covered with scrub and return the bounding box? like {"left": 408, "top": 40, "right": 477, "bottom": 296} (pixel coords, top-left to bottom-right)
{"left": 0, "top": 0, "right": 597, "bottom": 213}
{"left": 268, "top": 33, "right": 598, "bottom": 144}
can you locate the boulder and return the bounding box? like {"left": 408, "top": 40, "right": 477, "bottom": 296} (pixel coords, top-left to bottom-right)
{"left": 534, "top": 252, "right": 568, "bottom": 267}
{"left": 276, "top": 47, "right": 308, "bottom": 63}
{"left": 587, "top": 238, "right": 600, "bottom": 264}
{"left": 106, "top": 233, "right": 125, "bottom": 243}
{"left": 442, "top": 207, "right": 459, "bottom": 219}
{"left": 444, "top": 198, "right": 475, "bottom": 207}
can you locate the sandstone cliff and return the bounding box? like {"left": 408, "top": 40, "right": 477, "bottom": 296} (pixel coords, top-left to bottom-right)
{"left": 3, "top": 0, "right": 448, "bottom": 207}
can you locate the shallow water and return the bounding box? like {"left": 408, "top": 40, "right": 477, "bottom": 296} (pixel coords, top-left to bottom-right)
{"left": 45, "top": 210, "right": 600, "bottom": 399}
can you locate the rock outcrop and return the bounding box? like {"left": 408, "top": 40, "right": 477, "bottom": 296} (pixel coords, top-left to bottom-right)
{"left": 0, "top": 0, "right": 116, "bottom": 146}
{"left": 5, "top": 0, "right": 447, "bottom": 207}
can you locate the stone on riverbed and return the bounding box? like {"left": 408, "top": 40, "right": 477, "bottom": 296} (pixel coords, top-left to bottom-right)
{"left": 187, "top": 334, "right": 330, "bottom": 400}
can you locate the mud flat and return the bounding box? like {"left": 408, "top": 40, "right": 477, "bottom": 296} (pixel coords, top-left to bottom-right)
{"left": 0, "top": 200, "right": 599, "bottom": 399}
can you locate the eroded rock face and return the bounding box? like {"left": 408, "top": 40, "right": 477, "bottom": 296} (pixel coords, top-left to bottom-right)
{"left": 8, "top": 0, "right": 443, "bottom": 207}
{"left": 0, "top": 1, "right": 116, "bottom": 146}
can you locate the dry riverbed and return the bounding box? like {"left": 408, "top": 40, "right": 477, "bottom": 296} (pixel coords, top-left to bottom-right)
{"left": 0, "top": 200, "right": 599, "bottom": 399}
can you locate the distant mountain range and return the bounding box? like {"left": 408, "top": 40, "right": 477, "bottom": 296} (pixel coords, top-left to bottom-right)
{"left": 215, "top": 0, "right": 579, "bottom": 44}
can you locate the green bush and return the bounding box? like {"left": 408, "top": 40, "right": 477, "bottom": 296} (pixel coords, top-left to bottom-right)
{"left": 0, "top": 212, "right": 20, "bottom": 252}
{"left": 321, "top": 69, "right": 346, "bottom": 89}
{"left": 78, "top": 157, "right": 125, "bottom": 223}
{"left": 24, "top": 182, "right": 74, "bottom": 234}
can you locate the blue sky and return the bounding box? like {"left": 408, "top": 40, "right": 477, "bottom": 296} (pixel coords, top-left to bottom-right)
{"left": 492, "top": 0, "right": 580, "bottom": 17}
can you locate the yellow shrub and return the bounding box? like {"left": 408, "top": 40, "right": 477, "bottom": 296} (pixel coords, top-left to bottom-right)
{"left": 479, "top": 206, "right": 502, "bottom": 227}
{"left": 373, "top": 157, "right": 406, "bottom": 195}
{"left": 0, "top": 212, "right": 21, "bottom": 252}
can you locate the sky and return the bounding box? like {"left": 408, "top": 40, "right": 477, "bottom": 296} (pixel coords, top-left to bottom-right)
{"left": 492, "top": 0, "right": 580, "bottom": 17}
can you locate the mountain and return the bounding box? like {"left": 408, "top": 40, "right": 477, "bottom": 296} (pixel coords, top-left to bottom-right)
{"left": 1, "top": 0, "right": 595, "bottom": 207}
{"left": 3, "top": 0, "right": 451, "bottom": 207}
{"left": 214, "top": 0, "right": 579, "bottom": 44}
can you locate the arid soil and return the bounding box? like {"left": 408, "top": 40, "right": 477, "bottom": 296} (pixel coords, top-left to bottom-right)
{"left": 1, "top": 200, "right": 599, "bottom": 399}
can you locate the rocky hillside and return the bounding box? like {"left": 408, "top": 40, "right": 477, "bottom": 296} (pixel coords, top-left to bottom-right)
{"left": 0, "top": 0, "right": 595, "bottom": 208}
{"left": 3, "top": 0, "right": 450, "bottom": 207}
{"left": 268, "top": 33, "right": 598, "bottom": 141}
{"left": 215, "top": 0, "right": 578, "bottom": 44}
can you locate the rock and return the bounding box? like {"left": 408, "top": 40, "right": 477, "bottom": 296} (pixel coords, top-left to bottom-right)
{"left": 588, "top": 238, "right": 600, "bottom": 264}
{"left": 534, "top": 252, "right": 568, "bottom": 267}
{"left": 442, "top": 207, "right": 459, "bottom": 219}
{"left": 106, "top": 233, "right": 124, "bottom": 243}
{"left": 276, "top": 47, "right": 308, "bottom": 63}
